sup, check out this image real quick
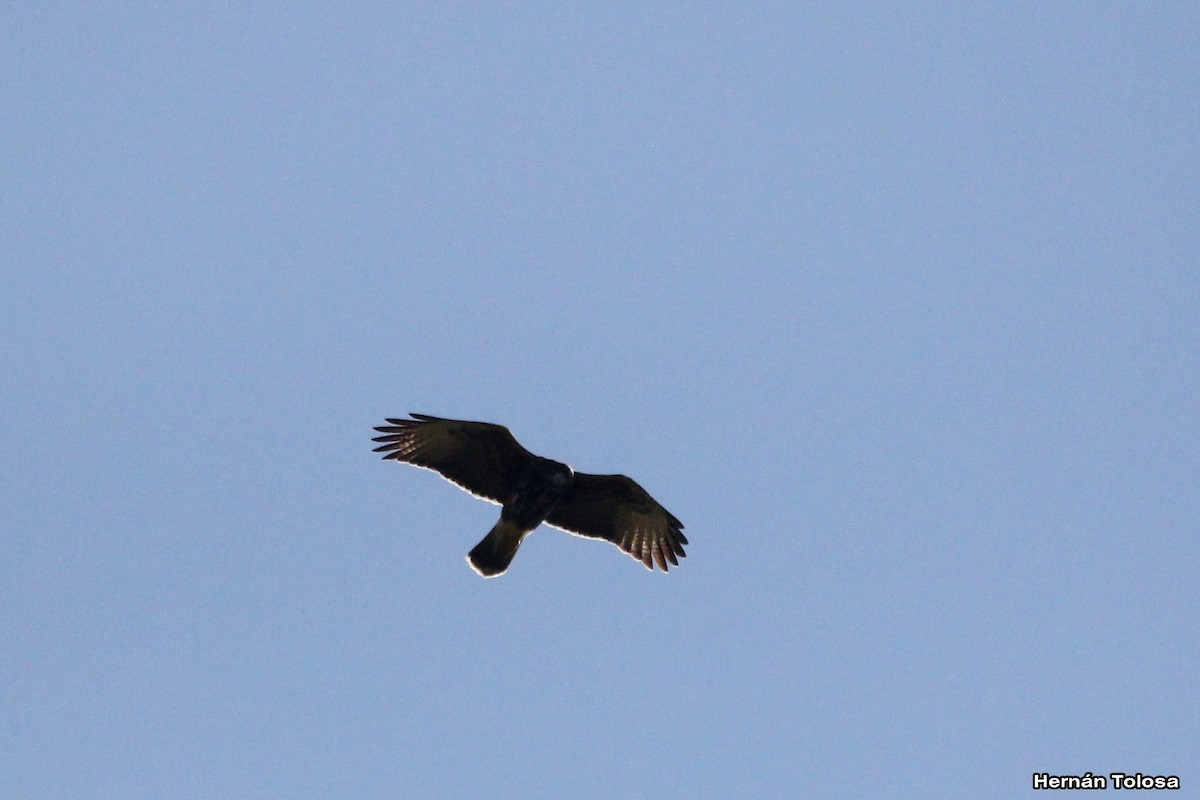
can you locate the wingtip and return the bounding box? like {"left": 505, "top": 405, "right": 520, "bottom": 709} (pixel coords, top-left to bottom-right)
{"left": 377, "top": 413, "right": 438, "bottom": 427}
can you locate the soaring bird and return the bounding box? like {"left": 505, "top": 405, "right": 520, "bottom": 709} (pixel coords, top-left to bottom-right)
{"left": 372, "top": 414, "right": 687, "bottom": 577}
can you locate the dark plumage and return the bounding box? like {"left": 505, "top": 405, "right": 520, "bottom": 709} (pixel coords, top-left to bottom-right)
{"left": 372, "top": 413, "right": 687, "bottom": 577}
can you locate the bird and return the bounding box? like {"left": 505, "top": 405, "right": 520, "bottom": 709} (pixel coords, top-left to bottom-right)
{"left": 372, "top": 413, "right": 687, "bottom": 577}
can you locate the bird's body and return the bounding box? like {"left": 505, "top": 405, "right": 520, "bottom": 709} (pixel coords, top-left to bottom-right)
{"left": 468, "top": 455, "right": 573, "bottom": 576}
{"left": 372, "top": 414, "right": 687, "bottom": 577}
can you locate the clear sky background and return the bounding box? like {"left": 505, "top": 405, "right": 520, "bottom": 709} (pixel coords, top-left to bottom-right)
{"left": 3, "top": 4, "right": 1197, "bottom": 798}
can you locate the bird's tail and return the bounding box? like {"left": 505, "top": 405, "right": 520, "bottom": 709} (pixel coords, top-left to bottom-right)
{"left": 467, "top": 519, "right": 526, "bottom": 578}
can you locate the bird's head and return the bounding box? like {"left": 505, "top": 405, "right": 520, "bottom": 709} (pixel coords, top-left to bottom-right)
{"left": 537, "top": 458, "right": 574, "bottom": 491}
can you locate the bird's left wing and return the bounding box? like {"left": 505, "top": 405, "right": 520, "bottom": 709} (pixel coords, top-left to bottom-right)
{"left": 545, "top": 473, "right": 687, "bottom": 571}
{"left": 372, "top": 413, "right": 533, "bottom": 503}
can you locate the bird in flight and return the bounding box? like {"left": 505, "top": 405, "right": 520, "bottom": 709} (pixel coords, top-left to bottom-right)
{"left": 372, "top": 413, "right": 687, "bottom": 577}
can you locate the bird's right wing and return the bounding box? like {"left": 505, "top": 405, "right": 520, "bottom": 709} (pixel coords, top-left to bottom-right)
{"left": 545, "top": 473, "right": 687, "bottom": 571}
{"left": 372, "top": 413, "right": 533, "bottom": 503}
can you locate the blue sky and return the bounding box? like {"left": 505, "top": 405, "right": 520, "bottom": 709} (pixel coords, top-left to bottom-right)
{"left": 3, "top": 4, "right": 1197, "bottom": 798}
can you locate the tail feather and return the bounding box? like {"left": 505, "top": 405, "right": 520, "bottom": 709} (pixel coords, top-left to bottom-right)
{"left": 467, "top": 519, "right": 526, "bottom": 578}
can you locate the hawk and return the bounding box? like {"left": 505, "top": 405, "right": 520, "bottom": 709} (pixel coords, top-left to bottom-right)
{"left": 372, "top": 413, "right": 687, "bottom": 577}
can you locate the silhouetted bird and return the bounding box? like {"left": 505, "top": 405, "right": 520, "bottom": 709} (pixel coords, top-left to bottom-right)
{"left": 372, "top": 414, "right": 687, "bottom": 577}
